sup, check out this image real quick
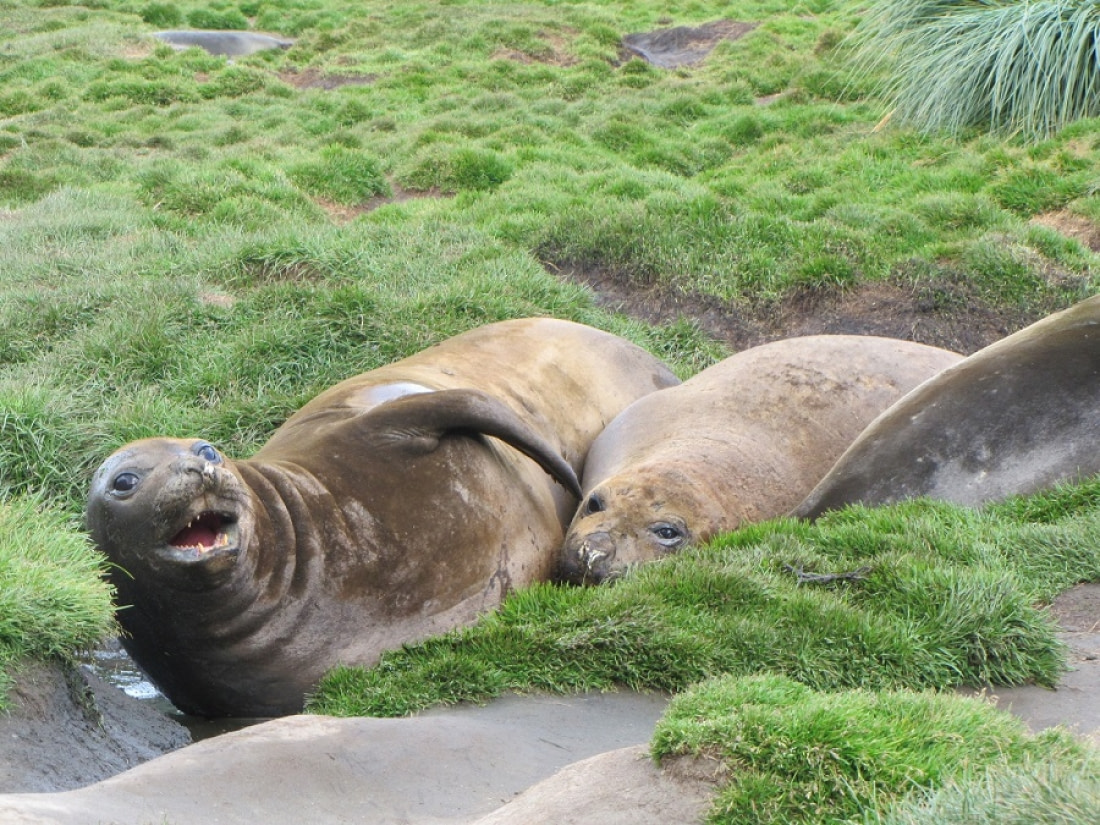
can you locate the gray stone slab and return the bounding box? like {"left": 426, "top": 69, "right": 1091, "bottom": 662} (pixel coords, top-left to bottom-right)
{"left": 0, "top": 691, "right": 669, "bottom": 825}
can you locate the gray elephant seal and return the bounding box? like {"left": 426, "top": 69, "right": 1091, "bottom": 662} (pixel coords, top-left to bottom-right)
{"left": 794, "top": 295, "right": 1100, "bottom": 518}
{"left": 153, "top": 30, "right": 294, "bottom": 57}
{"left": 87, "top": 318, "right": 679, "bottom": 716}
{"left": 557, "top": 335, "right": 962, "bottom": 584}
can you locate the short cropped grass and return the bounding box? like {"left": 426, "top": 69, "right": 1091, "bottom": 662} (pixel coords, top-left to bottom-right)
{"left": 654, "top": 673, "right": 1096, "bottom": 825}
{"left": 0, "top": 206, "right": 722, "bottom": 510}
{"left": 307, "top": 480, "right": 1100, "bottom": 716}
{"left": 0, "top": 495, "right": 116, "bottom": 708}
{"left": 1, "top": 0, "right": 1097, "bottom": 325}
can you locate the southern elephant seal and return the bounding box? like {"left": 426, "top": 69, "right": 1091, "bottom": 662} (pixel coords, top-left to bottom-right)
{"left": 153, "top": 30, "right": 294, "bottom": 57}
{"left": 557, "top": 335, "right": 962, "bottom": 584}
{"left": 87, "top": 318, "right": 679, "bottom": 716}
{"left": 794, "top": 295, "right": 1100, "bottom": 518}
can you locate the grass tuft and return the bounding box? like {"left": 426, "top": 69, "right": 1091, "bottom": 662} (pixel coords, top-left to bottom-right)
{"left": 851, "top": 0, "right": 1100, "bottom": 140}
{"left": 654, "top": 673, "right": 1095, "bottom": 825}
{"left": 0, "top": 494, "right": 116, "bottom": 708}
{"left": 871, "top": 752, "right": 1100, "bottom": 825}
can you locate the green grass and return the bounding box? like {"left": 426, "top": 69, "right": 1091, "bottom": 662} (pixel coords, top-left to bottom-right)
{"left": 0, "top": 495, "right": 117, "bottom": 707}
{"left": 306, "top": 483, "right": 1100, "bottom": 716}
{"left": 1, "top": 0, "right": 1096, "bottom": 319}
{"left": 654, "top": 673, "right": 1096, "bottom": 825}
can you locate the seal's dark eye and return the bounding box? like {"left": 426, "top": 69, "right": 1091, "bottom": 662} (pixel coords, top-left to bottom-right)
{"left": 112, "top": 472, "right": 139, "bottom": 494}
{"left": 650, "top": 523, "right": 685, "bottom": 547}
{"left": 194, "top": 443, "right": 220, "bottom": 463}
{"left": 584, "top": 494, "right": 605, "bottom": 515}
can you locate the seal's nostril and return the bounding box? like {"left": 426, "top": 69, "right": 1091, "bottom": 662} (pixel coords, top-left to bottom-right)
{"left": 582, "top": 548, "right": 606, "bottom": 572}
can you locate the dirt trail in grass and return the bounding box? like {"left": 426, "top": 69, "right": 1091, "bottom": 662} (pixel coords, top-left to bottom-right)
{"left": 555, "top": 209, "right": 1100, "bottom": 357}
{"left": 560, "top": 263, "right": 1050, "bottom": 355}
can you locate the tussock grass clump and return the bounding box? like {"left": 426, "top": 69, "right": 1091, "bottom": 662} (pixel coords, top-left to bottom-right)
{"left": 307, "top": 484, "right": 1100, "bottom": 716}
{"left": 851, "top": 0, "right": 1100, "bottom": 140}
{"left": 654, "top": 673, "right": 1095, "bottom": 825}
{"left": 0, "top": 495, "right": 116, "bottom": 707}
{"left": 872, "top": 753, "right": 1100, "bottom": 825}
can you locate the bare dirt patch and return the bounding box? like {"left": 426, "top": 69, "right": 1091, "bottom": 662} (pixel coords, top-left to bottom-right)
{"left": 556, "top": 263, "right": 1056, "bottom": 355}
{"left": 0, "top": 658, "right": 189, "bottom": 792}
{"left": 492, "top": 32, "right": 579, "bottom": 67}
{"left": 314, "top": 185, "right": 449, "bottom": 224}
{"left": 1032, "top": 210, "right": 1100, "bottom": 253}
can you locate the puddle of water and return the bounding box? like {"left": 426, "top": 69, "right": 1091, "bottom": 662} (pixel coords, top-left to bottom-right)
{"left": 79, "top": 639, "right": 268, "bottom": 740}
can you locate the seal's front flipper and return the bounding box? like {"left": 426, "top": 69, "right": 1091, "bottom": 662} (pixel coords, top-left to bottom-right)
{"left": 360, "top": 389, "right": 582, "bottom": 497}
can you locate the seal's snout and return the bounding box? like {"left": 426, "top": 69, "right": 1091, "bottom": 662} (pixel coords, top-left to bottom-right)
{"left": 178, "top": 456, "right": 229, "bottom": 494}
{"left": 557, "top": 531, "right": 617, "bottom": 586}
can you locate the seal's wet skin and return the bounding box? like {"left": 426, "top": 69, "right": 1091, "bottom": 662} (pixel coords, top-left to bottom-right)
{"left": 558, "top": 335, "right": 962, "bottom": 584}
{"left": 87, "top": 319, "right": 679, "bottom": 717}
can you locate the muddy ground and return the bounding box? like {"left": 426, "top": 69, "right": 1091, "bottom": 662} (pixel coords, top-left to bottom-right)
{"left": 553, "top": 209, "right": 1100, "bottom": 356}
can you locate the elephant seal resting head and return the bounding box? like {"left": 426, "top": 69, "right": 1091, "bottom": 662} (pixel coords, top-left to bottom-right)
{"left": 87, "top": 318, "right": 679, "bottom": 716}
{"left": 794, "top": 295, "right": 1100, "bottom": 518}
{"left": 557, "top": 335, "right": 962, "bottom": 584}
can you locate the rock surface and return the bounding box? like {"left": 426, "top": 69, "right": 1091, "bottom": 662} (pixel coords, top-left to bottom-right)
{"left": 622, "top": 20, "right": 756, "bottom": 68}
{"left": 0, "top": 692, "right": 680, "bottom": 824}
{"left": 0, "top": 658, "right": 190, "bottom": 793}
{"left": 153, "top": 30, "right": 294, "bottom": 56}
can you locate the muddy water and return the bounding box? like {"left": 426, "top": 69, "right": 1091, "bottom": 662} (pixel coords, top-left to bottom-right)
{"left": 80, "top": 639, "right": 268, "bottom": 740}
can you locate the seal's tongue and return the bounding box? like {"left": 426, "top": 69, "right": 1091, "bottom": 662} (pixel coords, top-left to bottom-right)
{"left": 170, "top": 513, "right": 224, "bottom": 551}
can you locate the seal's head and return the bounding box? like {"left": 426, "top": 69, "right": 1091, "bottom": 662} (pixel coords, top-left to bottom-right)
{"left": 556, "top": 468, "right": 704, "bottom": 585}
{"left": 87, "top": 438, "right": 254, "bottom": 588}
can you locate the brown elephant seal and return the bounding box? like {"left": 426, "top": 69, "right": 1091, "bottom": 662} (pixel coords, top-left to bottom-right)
{"left": 86, "top": 318, "right": 679, "bottom": 716}
{"left": 794, "top": 295, "right": 1100, "bottom": 519}
{"left": 557, "top": 335, "right": 962, "bottom": 584}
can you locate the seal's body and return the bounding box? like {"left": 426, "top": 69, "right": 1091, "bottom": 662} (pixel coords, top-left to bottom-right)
{"left": 794, "top": 296, "right": 1100, "bottom": 518}
{"left": 87, "top": 319, "right": 679, "bottom": 716}
{"left": 558, "top": 335, "right": 961, "bottom": 584}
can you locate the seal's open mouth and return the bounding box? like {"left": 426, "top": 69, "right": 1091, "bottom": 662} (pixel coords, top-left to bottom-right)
{"left": 168, "top": 511, "right": 238, "bottom": 556}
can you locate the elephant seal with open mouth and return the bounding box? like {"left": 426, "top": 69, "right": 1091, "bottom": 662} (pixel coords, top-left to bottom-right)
{"left": 87, "top": 318, "right": 679, "bottom": 716}
{"left": 794, "top": 295, "right": 1100, "bottom": 518}
{"left": 557, "top": 335, "right": 962, "bottom": 584}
